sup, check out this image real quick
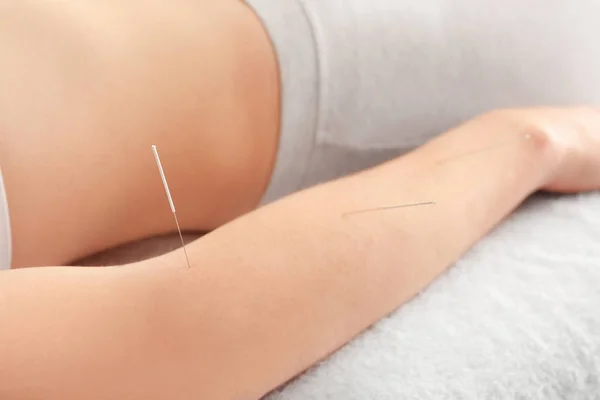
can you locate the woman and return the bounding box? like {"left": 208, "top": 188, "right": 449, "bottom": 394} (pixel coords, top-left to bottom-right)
{"left": 1, "top": 0, "right": 599, "bottom": 398}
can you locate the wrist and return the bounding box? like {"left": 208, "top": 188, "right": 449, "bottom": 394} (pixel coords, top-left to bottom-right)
{"left": 515, "top": 123, "right": 564, "bottom": 192}
{"left": 429, "top": 110, "right": 564, "bottom": 193}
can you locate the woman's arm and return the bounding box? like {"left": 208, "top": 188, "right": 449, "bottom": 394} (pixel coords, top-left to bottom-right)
{"left": 4, "top": 108, "right": 592, "bottom": 399}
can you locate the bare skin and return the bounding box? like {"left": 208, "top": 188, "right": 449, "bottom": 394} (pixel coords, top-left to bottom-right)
{"left": 0, "top": 0, "right": 280, "bottom": 267}
{"left": 1, "top": 1, "right": 600, "bottom": 399}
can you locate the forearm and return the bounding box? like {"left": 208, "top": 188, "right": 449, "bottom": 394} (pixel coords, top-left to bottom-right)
{"left": 141, "top": 113, "right": 559, "bottom": 397}
{"left": 0, "top": 114, "right": 558, "bottom": 399}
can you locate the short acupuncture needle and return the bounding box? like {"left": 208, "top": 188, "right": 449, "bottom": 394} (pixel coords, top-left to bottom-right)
{"left": 436, "top": 133, "right": 532, "bottom": 165}
{"left": 152, "top": 145, "right": 192, "bottom": 268}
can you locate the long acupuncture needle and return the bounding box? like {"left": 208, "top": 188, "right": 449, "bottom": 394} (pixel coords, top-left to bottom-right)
{"left": 151, "top": 145, "right": 192, "bottom": 268}
{"left": 343, "top": 201, "right": 436, "bottom": 217}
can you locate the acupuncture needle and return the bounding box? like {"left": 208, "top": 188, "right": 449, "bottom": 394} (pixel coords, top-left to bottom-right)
{"left": 152, "top": 145, "right": 192, "bottom": 268}
{"left": 344, "top": 133, "right": 531, "bottom": 215}
{"left": 436, "top": 133, "right": 532, "bottom": 165}
{"left": 343, "top": 201, "right": 436, "bottom": 217}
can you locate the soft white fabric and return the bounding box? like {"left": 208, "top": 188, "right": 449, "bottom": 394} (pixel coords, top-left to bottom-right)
{"left": 265, "top": 192, "right": 600, "bottom": 399}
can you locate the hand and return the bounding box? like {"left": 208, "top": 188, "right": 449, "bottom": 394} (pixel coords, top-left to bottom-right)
{"left": 539, "top": 107, "right": 600, "bottom": 193}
